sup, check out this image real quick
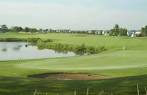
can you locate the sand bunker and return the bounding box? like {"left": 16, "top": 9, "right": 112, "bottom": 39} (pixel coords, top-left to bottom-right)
{"left": 28, "top": 72, "right": 107, "bottom": 80}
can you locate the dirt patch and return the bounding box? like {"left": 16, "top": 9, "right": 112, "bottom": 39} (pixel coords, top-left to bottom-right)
{"left": 28, "top": 72, "right": 107, "bottom": 80}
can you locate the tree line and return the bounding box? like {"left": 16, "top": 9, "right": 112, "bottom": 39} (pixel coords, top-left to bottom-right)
{"left": 0, "top": 24, "right": 147, "bottom": 37}
{"left": 0, "top": 25, "right": 47, "bottom": 33}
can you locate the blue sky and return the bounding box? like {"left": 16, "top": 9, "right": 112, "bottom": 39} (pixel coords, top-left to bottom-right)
{"left": 0, "top": 0, "right": 147, "bottom": 29}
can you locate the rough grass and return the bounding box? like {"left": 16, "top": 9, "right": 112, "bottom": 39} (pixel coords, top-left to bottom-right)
{"left": 0, "top": 75, "right": 147, "bottom": 95}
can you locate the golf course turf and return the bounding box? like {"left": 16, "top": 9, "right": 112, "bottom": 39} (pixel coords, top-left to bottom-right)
{"left": 0, "top": 32, "right": 147, "bottom": 95}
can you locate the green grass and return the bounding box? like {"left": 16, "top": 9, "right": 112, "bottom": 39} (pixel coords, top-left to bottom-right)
{"left": 0, "top": 32, "right": 147, "bottom": 95}
{"left": 1, "top": 50, "right": 147, "bottom": 78}
{"left": 1, "top": 32, "right": 147, "bottom": 50}
{"left": 0, "top": 75, "right": 147, "bottom": 95}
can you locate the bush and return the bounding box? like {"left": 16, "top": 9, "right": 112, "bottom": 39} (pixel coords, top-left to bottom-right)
{"left": 37, "top": 39, "right": 46, "bottom": 49}
{"left": 87, "top": 47, "right": 97, "bottom": 54}
{"left": 36, "top": 42, "right": 107, "bottom": 55}
{"left": 0, "top": 38, "right": 26, "bottom": 42}
{"left": 74, "top": 44, "right": 87, "bottom": 55}
{"left": 27, "top": 38, "right": 41, "bottom": 43}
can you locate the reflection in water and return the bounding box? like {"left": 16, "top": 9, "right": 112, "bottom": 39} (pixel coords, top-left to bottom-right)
{"left": 1, "top": 48, "right": 7, "bottom": 52}
{"left": 0, "top": 42, "right": 75, "bottom": 61}
{"left": 13, "top": 45, "right": 22, "bottom": 51}
{"left": 55, "top": 50, "right": 68, "bottom": 54}
{"left": 0, "top": 43, "right": 23, "bottom": 52}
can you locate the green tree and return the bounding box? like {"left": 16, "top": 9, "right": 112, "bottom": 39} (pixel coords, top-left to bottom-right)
{"left": 0, "top": 25, "right": 8, "bottom": 32}
{"left": 11, "top": 26, "right": 23, "bottom": 32}
{"left": 141, "top": 25, "right": 147, "bottom": 36}
{"left": 110, "top": 24, "right": 120, "bottom": 36}
{"left": 24, "top": 27, "right": 38, "bottom": 33}
{"left": 110, "top": 24, "right": 127, "bottom": 36}
{"left": 119, "top": 28, "right": 128, "bottom": 36}
{"left": 24, "top": 27, "right": 29, "bottom": 32}
{"left": 29, "top": 28, "right": 38, "bottom": 32}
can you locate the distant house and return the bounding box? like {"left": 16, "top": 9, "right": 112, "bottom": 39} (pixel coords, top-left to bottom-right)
{"left": 48, "top": 29, "right": 71, "bottom": 33}
{"left": 102, "top": 30, "right": 111, "bottom": 36}
{"left": 48, "top": 29, "right": 56, "bottom": 33}
{"left": 88, "top": 30, "right": 96, "bottom": 34}
{"left": 127, "top": 30, "right": 142, "bottom": 37}
{"left": 88, "top": 30, "right": 103, "bottom": 35}
{"left": 127, "top": 30, "right": 135, "bottom": 37}
{"left": 56, "top": 29, "right": 71, "bottom": 33}
{"left": 95, "top": 30, "right": 103, "bottom": 35}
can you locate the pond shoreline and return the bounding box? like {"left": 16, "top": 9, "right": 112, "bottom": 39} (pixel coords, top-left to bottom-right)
{"left": 0, "top": 37, "right": 107, "bottom": 55}
{"left": 0, "top": 41, "right": 75, "bottom": 61}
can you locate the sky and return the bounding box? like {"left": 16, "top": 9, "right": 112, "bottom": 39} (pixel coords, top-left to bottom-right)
{"left": 0, "top": 0, "right": 147, "bottom": 30}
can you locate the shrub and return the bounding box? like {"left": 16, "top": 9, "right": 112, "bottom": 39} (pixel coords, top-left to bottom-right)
{"left": 27, "top": 38, "right": 41, "bottom": 43}
{"left": 74, "top": 44, "right": 87, "bottom": 55}
{"left": 35, "top": 42, "right": 107, "bottom": 55}
{"left": 0, "top": 38, "right": 26, "bottom": 42}
{"left": 87, "top": 47, "right": 97, "bottom": 54}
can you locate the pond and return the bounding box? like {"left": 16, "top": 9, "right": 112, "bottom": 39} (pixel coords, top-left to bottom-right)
{"left": 0, "top": 42, "right": 76, "bottom": 61}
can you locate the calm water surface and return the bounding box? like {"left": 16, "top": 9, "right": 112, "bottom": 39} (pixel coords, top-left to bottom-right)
{"left": 0, "top": 42, "right": 75, "bottom": 61}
